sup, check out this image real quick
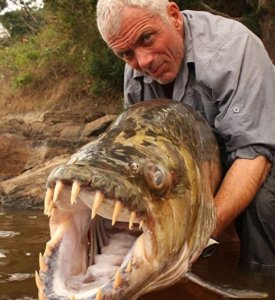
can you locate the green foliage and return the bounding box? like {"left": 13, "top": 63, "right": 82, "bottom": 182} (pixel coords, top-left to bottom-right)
{"left": 0, "top": 37, "right": 37, "bottom": 72}
{"left": 0, "top": 0, "right": 122, "bottom": 94}
{"left": 169, "top": 1, "right": 263, "bottom": 38}
{"left": 174, "top": 0, "right": 201, "bottom": 10}
{"left": 45, "top": 0, "right": 96, "bottom": 42}
{"left": 1, "top": 11, "right": 31, "bottom": 37}
{"left": 43, "top": 0, "right": 124, "bottom": 92}
{"left": 0, "top": 0, "right": 7, "bottom": 11}
{"left": 0, "top": 2, "right": 45, "bottom": 38}
{"left": 241, "top": 15, "right": 261, "bottom": 37}
{"left": 88, "top": 47, "right": 124, "bottom": 94}
{"left": 14, "top": 72, "right": 33, "bottom": 88}
{"left": 0, "top": 21, "right": 73, "bottom": 87}
{"left": 204, "top": 0, "right": 255, "bottom": 17}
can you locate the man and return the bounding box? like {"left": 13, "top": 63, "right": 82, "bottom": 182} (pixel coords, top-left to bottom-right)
{"left": 96, "top": 0, "right": 275, "bottom": 275}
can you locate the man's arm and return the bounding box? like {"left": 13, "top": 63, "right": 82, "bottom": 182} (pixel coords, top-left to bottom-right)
{"left": 212, "top": 155, "right": 271, "bottom": 238}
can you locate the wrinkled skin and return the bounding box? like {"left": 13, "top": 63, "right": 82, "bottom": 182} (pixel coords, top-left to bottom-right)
{"left": 37, "top": 100, "right": 222, "bottom": 300}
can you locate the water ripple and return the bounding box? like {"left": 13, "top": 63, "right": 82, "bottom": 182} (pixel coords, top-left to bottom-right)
{"left": 8, "top": 273, "right": 34, "bottom": 282}
{"left": 0, "top": 231, "right": 20, "bottom": 238}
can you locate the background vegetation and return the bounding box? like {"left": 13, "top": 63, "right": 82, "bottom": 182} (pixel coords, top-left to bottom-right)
{"left": 0, "top": 0, "right": 274, "bottom": 102}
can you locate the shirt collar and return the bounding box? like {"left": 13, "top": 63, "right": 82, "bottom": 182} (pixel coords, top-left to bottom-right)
{"left": 182, "top": 12, "right": 194, "bottom": 64}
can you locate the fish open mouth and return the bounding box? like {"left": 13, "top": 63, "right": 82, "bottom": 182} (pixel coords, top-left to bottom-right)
{"left": 37, "top": 178, "right": 154, "bottom": 300}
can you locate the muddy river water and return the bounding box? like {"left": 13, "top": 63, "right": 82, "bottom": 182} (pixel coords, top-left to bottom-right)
{"left": 0, "top": 209, "right": 274, "bottom": 300}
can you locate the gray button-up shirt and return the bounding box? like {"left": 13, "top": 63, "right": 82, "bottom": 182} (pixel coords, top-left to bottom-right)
{"left": 124, "top": 10, "right": 275, "bottom": 165}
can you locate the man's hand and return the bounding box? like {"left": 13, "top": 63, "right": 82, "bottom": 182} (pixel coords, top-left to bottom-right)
{"left": 212, "top": 155, "right": 271, "bottom": 239}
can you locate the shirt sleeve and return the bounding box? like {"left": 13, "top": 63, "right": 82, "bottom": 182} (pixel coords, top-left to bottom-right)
{"left": 205, "top": 31, "right": 275, "bottom": 163}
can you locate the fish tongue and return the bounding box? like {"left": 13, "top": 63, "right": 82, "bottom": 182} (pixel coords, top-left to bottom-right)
{"left": 94, "top": 232, "right": 136, "bottom": 269}
{"left": 86, "top": 234, "right": 146, "bottom": 283}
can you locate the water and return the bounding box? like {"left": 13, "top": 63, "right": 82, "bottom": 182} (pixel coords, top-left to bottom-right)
{"left": 0, "top": 210, "right": 49, "bottom": 300}
{"left": 0, "top": 209, "right": 274, "bottom": 300}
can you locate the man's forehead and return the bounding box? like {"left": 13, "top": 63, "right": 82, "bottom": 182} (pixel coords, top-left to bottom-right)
{"left": 120, "top": 5, "right": 160, "bottom": 29}
{"left": 107, "top": 7, "right": 160, "bottom": 49}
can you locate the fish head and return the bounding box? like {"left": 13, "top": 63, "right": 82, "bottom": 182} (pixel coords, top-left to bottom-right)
{"left": 38, "top": 100, "right": 221, "bottom": 300}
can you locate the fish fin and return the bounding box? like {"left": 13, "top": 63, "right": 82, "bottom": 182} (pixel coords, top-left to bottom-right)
{"left": 185, "top": 272, "right": 268, "bottom": 299}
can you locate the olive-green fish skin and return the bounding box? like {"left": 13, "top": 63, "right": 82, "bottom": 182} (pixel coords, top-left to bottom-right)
{"left": 47, "top": 100, "right": 218, "bottom": 214}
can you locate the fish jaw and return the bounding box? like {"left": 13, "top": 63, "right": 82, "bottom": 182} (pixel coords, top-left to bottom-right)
{"left": 37, "top": 162, "right": 214, "bottom": 300}
{"left": 37, "top": 166, "right": 194, "bottom": 300}
{"left": 38, "top": 175, "right": 161, "bottom": 300}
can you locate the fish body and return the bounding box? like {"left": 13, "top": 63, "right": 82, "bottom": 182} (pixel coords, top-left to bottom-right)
{"left": 38, "top": 100, "right": 225, "bottom": 299}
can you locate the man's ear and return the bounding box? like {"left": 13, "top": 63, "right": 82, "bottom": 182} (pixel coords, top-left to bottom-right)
{"left": 167, "top": 2, "right": 183, "bottom": 30}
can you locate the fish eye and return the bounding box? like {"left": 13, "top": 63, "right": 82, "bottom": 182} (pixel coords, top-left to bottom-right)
{"left": 144, "top": 164, "right": 169, "bottom": 191}
{"left": 153, "top": 170, "right": 165, "bottom": 188}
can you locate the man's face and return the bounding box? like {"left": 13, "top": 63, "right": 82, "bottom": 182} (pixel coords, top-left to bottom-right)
{"left": 108, "top": 3, "right": 185, "bottom": 84}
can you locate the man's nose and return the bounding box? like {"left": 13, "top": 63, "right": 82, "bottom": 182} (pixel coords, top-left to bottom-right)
{"left": 135, "top": 48, "right": 153, "bottom": 70}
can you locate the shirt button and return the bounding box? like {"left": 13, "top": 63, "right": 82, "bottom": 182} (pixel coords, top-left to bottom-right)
{"left": 233, "top": 106, "right": 240, "bottom": 113}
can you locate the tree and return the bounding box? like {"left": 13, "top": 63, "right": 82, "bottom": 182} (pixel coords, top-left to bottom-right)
{"left": 44, "top": 0, "right": 124, "bottom": 92}
{"left": 0, "top": 0, "right": 7, "bottom": 11}
{"left": 0, "top": 0, "right": 44, "bottom": 38}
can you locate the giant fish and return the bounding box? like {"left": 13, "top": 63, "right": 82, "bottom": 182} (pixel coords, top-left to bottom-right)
{"left": 36, "top": 100, "right": 268, "bottom": 299}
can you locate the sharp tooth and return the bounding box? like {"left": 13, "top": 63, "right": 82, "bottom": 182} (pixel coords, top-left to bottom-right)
{"left": 38, "top": 291, "right": 47, "bottom": 300}
{"left": 113, "top": 268, "right": 122, "bottom": 288}
{"left": 35, "top": 271, "right": 43, "bottom": 289}
{"left": 44, "top": 188, "right": 53, "bottom": 215}
{"left": 50, "top": 207, "right": 57, "bottom": 217}
{"left": 96, "top": 288, "right": 103, "bottom": 300}
{"left": 44, "top": 226, "right": 64, "bottom": 257}
{"left": 47, "top": 202, "right": 55, "bottom": 217}
{"left": 132, "top": 255, "right": 137, "bottom": 265}
{"left": 91, "top": 191, "right": 104, "bottom": 219}
{"left": 125, "top": 260, "right": 132, "bottom": 273}
{"left": 51, "top": 227, "right": 63, "bottom": 246}
{"left": 112, "top": 201, "right": 122, "bottom": 226}
{"left": 43, "top": 247, "right": 50, "bottom": 257}
{"left": 47, "top": 241, "right": 54, "bottom": 250}
{"left": 47, "top": 203, "right": 53, "bottom": 217}
{"left": 129, "top": 211, "right": 136, "bottom": 230}
{"left": 139, "top": 219, "right": 144, "bottom": 230}
{"left": 53, "top": 181, "right": 63, "bottom": 203}
{"left": 71, "top": 181, "right": 81, "bottom": 205}
{"left": 44, "top": 241, "right": 54, "bottom": 257}
{"left": 44, "top": 248, "right": 51, "bottom": 257}
{"left": 39, "top": 253, "right": 48, "bottom": 272}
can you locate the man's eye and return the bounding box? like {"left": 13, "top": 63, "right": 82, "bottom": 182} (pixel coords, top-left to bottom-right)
{"left": 120, "top": 50, "right": 134, "bottom": 60}
{"left": 142, "top": 33, "right": 154, "bottom": 45}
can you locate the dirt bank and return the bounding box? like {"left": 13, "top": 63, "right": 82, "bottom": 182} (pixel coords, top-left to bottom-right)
{"left": 0, "top": 75, "right": 122, "bottom": 209}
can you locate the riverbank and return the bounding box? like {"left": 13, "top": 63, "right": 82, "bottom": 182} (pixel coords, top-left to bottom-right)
{"left": 0, "top": 75, "right": 122, "bottom": 209}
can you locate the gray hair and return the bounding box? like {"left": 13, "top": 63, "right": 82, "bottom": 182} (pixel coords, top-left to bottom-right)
{"left": 96, "top": 0, "right": 170, "bottom": 42}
